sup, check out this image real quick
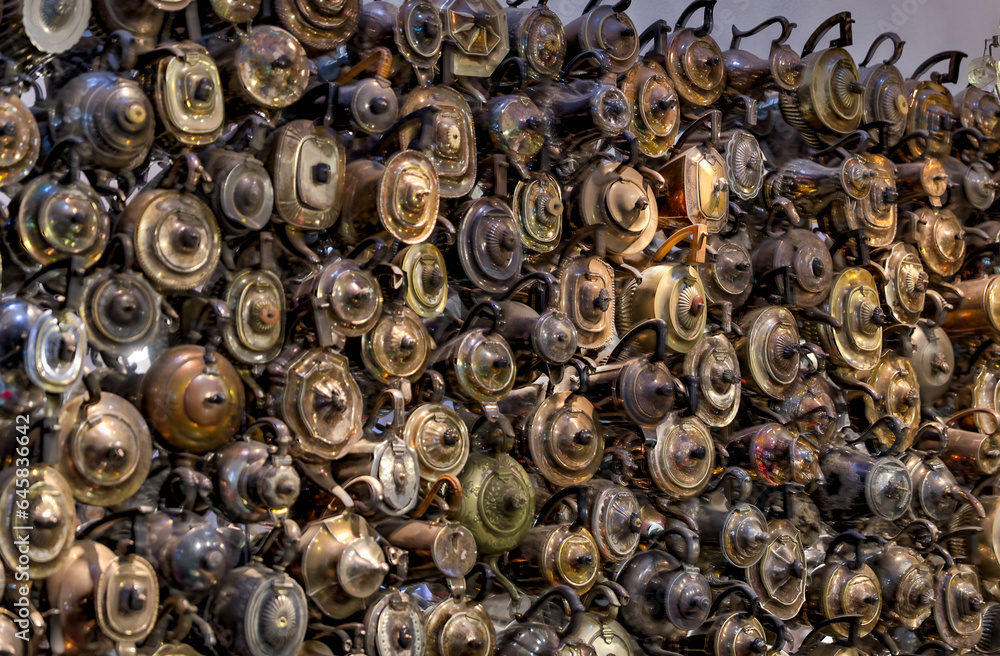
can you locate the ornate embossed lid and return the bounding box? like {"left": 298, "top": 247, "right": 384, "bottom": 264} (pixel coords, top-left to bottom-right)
{"left": 726, "top": 130, "right": 764, "bottom": 200}
{"left": 233, "top": 26, "right": 310, "bottom": 108}
{"left": 748, "top": 519, "right": 806, "bottom": 619}
{"left": 274, "top": 347, "right": 363, "bottom": 460}
{"left": 456, "top": 197, "right": 523, "bottom": 294}
{"left": 120, "top": 189, "right": 220, "bottom": 292}
{"left": 436, "top": 0, "right": 509, "bottom": 77}
{"left": 649, "top": 415, "right": 714, "bottom": 499}
{"left": 397, "top": 243, "right": 448, "bottom": 318}
{"left": 818, "top": 267, "right": 883, "bottom": 371}
{"left": 274, "top": 0, "right": 360, "bottom": 52}
{"left": 155, "top": 46, "right": 224, "bottom": 146}
{"left": 527, "top": 391, "right": 603, "bottom": 487}
{"left": 684, "top": 333, "right": 740, "bottom": 427}
{"left": 588, "top": 481, "right": 639, "bottom": 562}
{"left": 855, "top": 153, "right": 897, "bottom": 247}
{"left": 881, "top": 242, "right": 926, "bottom": 325}
{"left": 361, "top": 302, "right": 430, "bottom": 381}
{"left": 365, "top": 591, "right": 427, "bottom": 656}
{"left": 512, "top": 172, "right": 563, "bottom": 253}
{"left": 0, "top": 92, "right": 40, "bottom": 187}
{"left": 378, "top": 149, "right": 439, "bottom": 244}
{"left": 509, "top": 5, "right": 566, "bottom": 78}
{"left": 12, "top": 173, "right": 110, "bottom": 271}
{"left": 224, "top": 269, "right": 285, "bottom": 365}
{"left": 400, "top": 86, "right": 476, "bottom": 198}
{"left": 57, "top": 391, "right": 152, "bottom": 507}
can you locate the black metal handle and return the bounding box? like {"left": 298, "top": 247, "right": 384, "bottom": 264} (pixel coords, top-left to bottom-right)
{"left": 536, "top": 484, "right": 590, "bottom": 529}
{"left": 460, "top": 301, "right": 504, "bottom": 335}
{"left": 561, "top": 49, "right": 613, "bottom": 80}
{"left": 673, "top": 109, "right": 721, "bottom": 152}
{"left": 610, "top": 318, "right": 669, "bottom": 363}
{"left": 515, "top": 585, "right": 586, "bottom": 639}
{"left": 729, "top": 16, "right": 794, "bottom": 50}
{"left": 911, "top": 50, "right": 967, "bottom": 84}
{"left": 860, "top": 32, "right": 905, "bottom": 67}
{"left": 638, "top": 19, "right": 671, "bottom": 55}
{"left": 675, "top": 0, "right": 715, "bottom": 38}
{"left": 708, "top": 583, "right": 759, "bottom": 618}
{"left": 495, "top": 271, "right": 558, "bottom": 309}
{"left": 801, "top": 12, "right": 854, "bottom": 57}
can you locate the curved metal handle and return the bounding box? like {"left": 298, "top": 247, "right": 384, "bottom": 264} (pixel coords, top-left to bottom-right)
{"left": 944, "top": 407, "right": 1000, "bottom": 428}
{"left": 495, "top": 271, "right": 558, "bottom": 309}
{"left": 638, "top": 19, "right": 671, "bottom": 55}
{"left": 801, "top": 11, "right": 854, "bottom": 57}
{"left": 763, "top": 197, "right": 805, "bottom": 234}
{"left": 491, "top": 56, "right": 529, "bottom": 92}
{"left": 911, "top": 50, "right": 967, "bottom": 84}
{"left": 825, "top": 530, "right": 884, "bottom": 570}
{"left": 460, "top": 301, "right": 503, "bottom": 335}
{"left": 675, "top": 0, "right": 715, "bottom": 38}
{"left": 610, "top": 318, "right": 669, "bottom": 363}
{"left": 673, "top": 109, "right": 722, "bottom": 153}
{"left": 660, "top": 524, "right": 700, "bottom": 564}
{"left": 757, "top": 612, "right": 788, "bottom": 653}
{"left": 369, "top": 106, "right": 442, "bottom": 155}
{"left": 860, "top": 32, "right": 905, "bottom": 67}
{"left": 411, "top": 474, "right": 462, "bottom": 519}
{"left": 800, "top": 615, "right": 864, "bottom": 647}
{"left": 708, "top": 583, "right": 759, "bottom": 618}
{"left": 515, "top": 585, "right": 586, "bottom": 639}
{"left": 363, "top": 388, "right": 407, "bottom": 434}
{"left": 345, "top": 236, "right": 389, "bottom": 269}
{"left": 556, "top": 223, "right": 606, "bottom": 265}
{"left": 562, "top": 49, "right": 613, "bottom": 80}
{"left": 537, "top": 484, "right": 590, "bottom": 528}
{"left": 730, "top": 16, "right": 795, "bottom": 50}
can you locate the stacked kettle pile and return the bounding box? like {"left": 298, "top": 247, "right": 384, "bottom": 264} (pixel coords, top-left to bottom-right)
{"left": 4, "top": 0, "right": 1000, "bottom": 654}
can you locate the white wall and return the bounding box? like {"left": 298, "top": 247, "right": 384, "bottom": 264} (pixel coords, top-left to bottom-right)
{"left": 548, "top": 0, "right": 1000, "bottom": 90}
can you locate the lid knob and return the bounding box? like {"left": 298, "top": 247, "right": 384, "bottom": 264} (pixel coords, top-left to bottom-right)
{"left": 119, "top": 582, "right": 148, "bottom": 612}
{"left": 750, "top": 637, "right": 767, "bottom": 653}
{"left": 573, "top": 429, "right": 594, "bottom": 445}
{"left": 313, "top": 384, "right": 348, "bottom": 414}
{"left": 442, "top": 428, "right": 460, "bottom": 446}
{"left": 370, "top": 96, "right": 391, "bottom": 115}
{"left": 0, "top": 122, "right": 16, "bottom": 137}
{"left": 314, "top": 162, "right": 331, "bottom": 184}
{"left": 107, "top": 289, "right": 140, "bottom": 325}
{"left": 593, "top": 288, "right": 611, "bottom": 312}
{"left": 193, "top": 77, "right": 215, "bottom": 103}
{"left": 175, "top": 225, "right": 202, "bottom": 251}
